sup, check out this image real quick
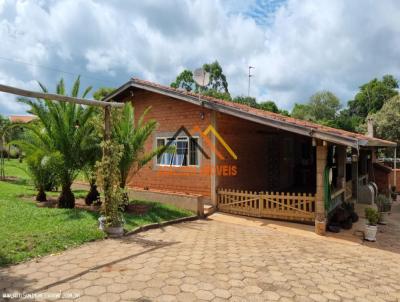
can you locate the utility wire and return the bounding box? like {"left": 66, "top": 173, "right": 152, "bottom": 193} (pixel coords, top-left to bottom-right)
{"left": 0, "top": 56, "right": 120, "bottom": 87}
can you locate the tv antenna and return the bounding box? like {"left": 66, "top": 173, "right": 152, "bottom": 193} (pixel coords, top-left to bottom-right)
{"left": 248, "top": 66, "right": 254, "bottom": 97}
{"left": 193, "top": 68, "right": 210, "bottom": 103}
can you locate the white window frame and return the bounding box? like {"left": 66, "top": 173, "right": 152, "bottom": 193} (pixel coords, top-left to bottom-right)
{"left": 156, "top": 135, "right": 200, "bottom": 167}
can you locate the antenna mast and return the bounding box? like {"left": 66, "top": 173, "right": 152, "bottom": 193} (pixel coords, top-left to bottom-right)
{"left": 248, "top": 66, "right": 254, "bottom": 97}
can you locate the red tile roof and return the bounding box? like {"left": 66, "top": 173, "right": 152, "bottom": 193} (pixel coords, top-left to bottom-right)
{"left": 8, "top": 115, "right": 36, "bottom": 123}
{"left": 106, "top": 78, "right": 396, "bottom": 148}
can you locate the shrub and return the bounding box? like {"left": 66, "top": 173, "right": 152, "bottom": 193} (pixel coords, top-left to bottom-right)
{"left": 26, "top": 152, "right": 59, "bottom": 201}
{"left": 365, "top": 208, "right": 380, "bottom": 226}
{"left": 376, "top": 194, "right": 392, "bottom": 212}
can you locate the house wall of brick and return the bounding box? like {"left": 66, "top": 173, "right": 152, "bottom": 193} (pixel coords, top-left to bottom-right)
{"left": 215, "top": 112, "right": 315, "bottom": 192}
{"left": 373, "top": 164, "right": 391, "bottom": 196}
{"left": 215, "top": 112, "right": 273, "bottom": 191}
{"left": 390, "top": 169, "right": 400, "bottom": 192}
{"left": 125, "top": 90, "right": 213, "bottom": 199}
{"left": 125, "top": 89, "right": 316, "bottom": 200}
{"left": 389, "top": 169, "right": 400, "bottom": 192}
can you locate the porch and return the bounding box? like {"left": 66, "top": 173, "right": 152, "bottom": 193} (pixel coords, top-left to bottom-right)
{"left": 212, "top": 114, "right": 390, "bottom": 232}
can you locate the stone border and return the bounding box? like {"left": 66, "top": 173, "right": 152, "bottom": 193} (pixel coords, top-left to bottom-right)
{"left": 124, "top": 215, "right": 200, "bottom": 236}
{"left": 128, "top": 188, "right": 205, "bottom": 216}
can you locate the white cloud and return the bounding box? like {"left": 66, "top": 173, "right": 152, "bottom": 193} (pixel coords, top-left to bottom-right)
{"left": 0, "top": 71, "right": 35, "bottom": 114}
{"left": 0, "top": 0, "right": 399, "bottom": 115}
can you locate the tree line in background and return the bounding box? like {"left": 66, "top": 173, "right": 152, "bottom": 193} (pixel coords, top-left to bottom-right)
{"left": 170, "top": 61, "right": 290, "bottom": 116}
{"left": 171, "top": 62, "right": 399, "bottom": 146}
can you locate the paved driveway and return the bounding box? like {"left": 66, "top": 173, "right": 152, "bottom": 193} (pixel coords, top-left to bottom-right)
{"left": 1, "top": 214, "right": 400, "bottom": 302}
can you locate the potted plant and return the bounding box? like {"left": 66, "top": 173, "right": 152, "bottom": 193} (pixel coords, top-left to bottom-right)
{"left": 104, "top": 212, "right": 125, "bottom": 237}
{"left": 364, "top": 207, "right": 380, "bottom": 241}
{"left": 376, "top": 194, "right": 392, "bottom": 225}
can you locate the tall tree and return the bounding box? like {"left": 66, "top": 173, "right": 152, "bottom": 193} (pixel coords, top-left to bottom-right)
{"left": 291, "top": 103, "right": 313, "bottom": 120}
{"left": 93, "top": 87, "right": 115, "bottom": 101}
{"left": 348, "top": 75, "right": 399, "bottom": 118}
{"left": 331, "top": 109, "right": 363, "bottom": 132}
{"left": 232, "top": 96, "right": 287, "bottom": 114}
{"left": 170, "top": 70, "right": 196, "bottom": 92}
{"left": 18, "top": 77, "right": 98, "bottom": 208}
{"left": 308, "top": 91, "right": 341, "bottom": 121}
{"left": 203, "top": 61, "right": 229, "bottom": 93}
{"left": 170, "top": 61, "right": 229, "bottom": 95}
{"left": 258, "top": 101, "right": 279, "bottom": 113}
{"left": 232, "top": 96, "right": 257, "bottom": 107}
{"left": 371, "top": 95, "right": 400, "bottom": 148}
{"left": 291, "top": 91, "right": 341, "bottom": 123}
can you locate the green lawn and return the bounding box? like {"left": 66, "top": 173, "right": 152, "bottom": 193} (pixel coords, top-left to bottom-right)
{"left": 0, "top": 159, "right": 192, "bottom": 266}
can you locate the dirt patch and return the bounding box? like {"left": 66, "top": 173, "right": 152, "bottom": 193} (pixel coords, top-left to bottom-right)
{"left": 36, "top": 198, "right": 102, "bottom": 212}
{"left": 125, "top": 203, "right": 151, "bottom": 215}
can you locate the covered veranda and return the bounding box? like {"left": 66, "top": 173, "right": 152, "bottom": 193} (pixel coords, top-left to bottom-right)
{"left": 212, "top": 112, "right": 396, "bottom": 234}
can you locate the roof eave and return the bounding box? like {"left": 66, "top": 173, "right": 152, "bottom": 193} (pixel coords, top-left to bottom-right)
{"left": 105, "top": 80, "right": 393, "bottom": 149}
{"left": 129, "top": 81, "right": 362, "bottom": 148}
{"left": 358, "top": 139, "right": 396, "bottom": 148}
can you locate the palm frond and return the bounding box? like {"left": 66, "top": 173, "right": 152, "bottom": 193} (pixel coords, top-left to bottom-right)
{"left": 71, "top": 76, "right": 81, "bottom": 98}
{"left": 37, "top": 81, "right": 48, "bottom": 93}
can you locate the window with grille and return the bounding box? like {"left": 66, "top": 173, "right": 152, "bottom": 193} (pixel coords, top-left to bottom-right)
{"left": 156, "top": 136, "right": 199, "bottom": 167}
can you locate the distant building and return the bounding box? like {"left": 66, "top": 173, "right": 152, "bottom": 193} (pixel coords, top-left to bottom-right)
{"left": 8, "top": 115, "right": 36, "bottom": 123}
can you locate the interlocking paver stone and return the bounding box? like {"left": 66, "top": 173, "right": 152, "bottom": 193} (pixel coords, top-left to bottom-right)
{"left": 195, "top": 289, "right": 215, "bottom": 300}
{"left": 84, "top": 285, "right": 106, "bottom": 296}
{"left": 120, "top": 290, "right": 142, "bottom": 300}
{"left": 1, "top": 213, "right": 400, "bottom": 301}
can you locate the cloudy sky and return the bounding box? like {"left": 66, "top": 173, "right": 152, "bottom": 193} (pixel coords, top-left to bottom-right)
{"left": 0, "top": 0, "right": 400, "bottom": 115}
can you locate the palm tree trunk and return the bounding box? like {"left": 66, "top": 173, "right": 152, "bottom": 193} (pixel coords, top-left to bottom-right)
{"left": 119, "top": 180, "right": 129, "bottom": 206}
{"left": 85, "top": 183, "right": 100, "bottom": 205}
{"left": 58, "top": 184, "right": 75, "bottom": 208}
{"left": 36, "top": 187, "right": 47, "bottom": 202}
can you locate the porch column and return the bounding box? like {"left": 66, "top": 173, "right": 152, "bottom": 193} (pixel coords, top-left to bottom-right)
{"left": 210, "top": 111, "right": 218, "bottom": 207}
{"left": 351, "top": 148, "right": 359, "bottom": 202}
{"left": 337, "top": 145, "right": 346, "bottom": 190}
{"left": 315, "top": 140, "right": 328, "bottom": 235}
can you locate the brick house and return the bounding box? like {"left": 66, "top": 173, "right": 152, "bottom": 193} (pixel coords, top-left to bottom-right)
{"left": 105, "top": 78, "right": 396, "bottom": 234}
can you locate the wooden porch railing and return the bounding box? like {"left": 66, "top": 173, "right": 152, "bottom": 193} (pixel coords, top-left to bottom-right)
{"left": 217, "top": 189, "right": 316, "bottom": 222}
{"left": 345, "top": 180, "right": 352, "bottom": 200}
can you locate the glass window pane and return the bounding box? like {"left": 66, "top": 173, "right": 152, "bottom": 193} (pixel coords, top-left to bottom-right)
{"left": 189, "top": 138, "right": 199, "bottom": 166}
{"left": 156, "top": 138, "right": 165, "bottom": 165}
{"left": 172, "top": 141, "right": 188, "bottom": 166}
{"left": 161, "top": 152, "right": 173, "bottom": 165}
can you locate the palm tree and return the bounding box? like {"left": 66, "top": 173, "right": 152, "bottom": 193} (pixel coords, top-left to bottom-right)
{"left": 12, "top": 124, "right": 60, "bottom": 201}
{"left": 26, "top": 150, "right": 59, "bottom": 202}
{"left": 112, "top": 104, "right": 163, "bottom": 191}
{"left": 82, "top": 132, "right": 102, "bottom": 205}
{"left": 0, "top": 116, "right": 10, "bottom": 180}
{"left": 18, "top": 77, "right": 98, "bottom": 208}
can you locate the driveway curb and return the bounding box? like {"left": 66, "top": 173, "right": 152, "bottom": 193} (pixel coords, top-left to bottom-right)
{"left": 123, "top": 215, "right": 199, "bottom": 236}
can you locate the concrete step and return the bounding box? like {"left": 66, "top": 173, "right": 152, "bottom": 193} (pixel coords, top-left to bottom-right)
{"left": 204, "top": 204, "right": 216, "bottom": 216}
